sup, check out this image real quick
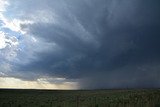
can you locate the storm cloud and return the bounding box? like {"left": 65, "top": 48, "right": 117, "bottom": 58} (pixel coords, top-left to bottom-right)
{"left": 0, "top": 0, "right": 160, "bottom": 89}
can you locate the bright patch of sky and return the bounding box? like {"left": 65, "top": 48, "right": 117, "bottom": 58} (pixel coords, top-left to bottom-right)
{"left": 0, "top": 77, "right": 78, "bottom": 89}
{"left": 0, "top": 0, "right": 35, "bottom": 63}
{"left": 0, "top": 0, "right": 78, "bottom": 89}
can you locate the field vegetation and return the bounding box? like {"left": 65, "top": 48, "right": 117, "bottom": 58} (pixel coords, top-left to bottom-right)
{"left": 0, "top": 89, "right": 160, "bottom": 107}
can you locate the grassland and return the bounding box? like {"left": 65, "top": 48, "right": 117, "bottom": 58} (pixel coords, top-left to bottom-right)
{"left": 0, "top": 89, "right": 160, "bottom": 107}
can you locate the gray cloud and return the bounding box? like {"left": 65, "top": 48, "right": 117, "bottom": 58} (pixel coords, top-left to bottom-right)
{"left": 2, "top": 0, "right": 160, "bottom": 88}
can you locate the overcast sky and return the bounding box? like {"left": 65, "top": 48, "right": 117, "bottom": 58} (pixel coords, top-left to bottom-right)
{"left": 0, "top": 0, "right": 160, "bottom": 89}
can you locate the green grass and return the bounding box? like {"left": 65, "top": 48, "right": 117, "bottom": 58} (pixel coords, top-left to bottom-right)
{"left": 0, "top": 89, "right": 160, "bottom": 107}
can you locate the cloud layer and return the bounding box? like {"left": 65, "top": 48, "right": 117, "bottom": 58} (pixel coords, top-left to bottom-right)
{"left": 0, "top": 0, "right": 160, "bottom": 89}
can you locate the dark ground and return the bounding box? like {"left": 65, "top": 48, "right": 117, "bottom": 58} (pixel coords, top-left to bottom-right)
{"left": 0, "top": 89, "right": 160, "bottom": 107}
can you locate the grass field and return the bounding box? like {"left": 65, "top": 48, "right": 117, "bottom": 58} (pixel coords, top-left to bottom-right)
{"left": 0, "top": 89, "right": 160, "bottom": 107}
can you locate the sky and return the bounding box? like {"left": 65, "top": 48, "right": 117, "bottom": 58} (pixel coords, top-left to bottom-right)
{"left": 0, "top": 0, "right": 160, "bottom": 89}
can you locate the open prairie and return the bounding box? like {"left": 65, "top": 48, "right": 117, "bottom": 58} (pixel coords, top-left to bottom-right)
{"left": 0, "top": 89, "right": 160, "bottom": 107}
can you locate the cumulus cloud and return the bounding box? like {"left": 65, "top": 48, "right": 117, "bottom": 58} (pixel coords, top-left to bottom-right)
{"left": 0, "top": 32, "right": 6, "bottom": 49}
{"left": 0, "top": 0, "right": 160, "bottom": 89}
{"left": 0, "top": 32, "right": 19, "bottom": 61}
{"left": 0, "top": 0, "right": 8, "bottom": 12}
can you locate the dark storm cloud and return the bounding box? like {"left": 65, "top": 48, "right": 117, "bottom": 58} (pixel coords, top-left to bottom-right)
{"left": 10, "top": 0, "right": 160, "bottom": 88}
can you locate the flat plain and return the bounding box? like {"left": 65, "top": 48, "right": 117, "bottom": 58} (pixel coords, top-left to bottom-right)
{"left": 0, "top": 89, "right": 160, "bottom": 107}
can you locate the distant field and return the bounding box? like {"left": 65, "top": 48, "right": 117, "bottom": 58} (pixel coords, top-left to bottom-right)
{"left": 0, "top": 89, "right": 160, "bottom": 107}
